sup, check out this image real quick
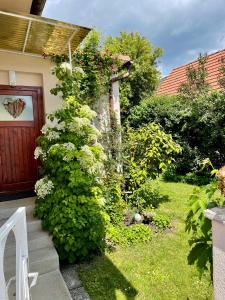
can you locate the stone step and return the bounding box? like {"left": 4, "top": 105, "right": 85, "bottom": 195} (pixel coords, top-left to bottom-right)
{"left": 26, "top": 217, "right": 42, "bottom": 232}
{"left": 0, "top": 204, "right": 35, "bottom": 220}
{"left": 4, "top": 230, "right": 53, "bottom": 257}
{"left": 0, "top": 215, "right": 42, "bottom": 233}
{"left": 8, "top": 270, "right": 72, "bottom": 300}
{"left": 0, "top": 197, "right": 36, "bottom": 209}
{"left": 4, "top": 246, "right": 59, "bottom": 282}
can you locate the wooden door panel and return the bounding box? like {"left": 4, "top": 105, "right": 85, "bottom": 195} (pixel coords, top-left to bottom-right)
{"left": 0, "top": 86, "right": 44, "bottom": 193}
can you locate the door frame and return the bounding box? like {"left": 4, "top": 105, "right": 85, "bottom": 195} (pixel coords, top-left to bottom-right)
{"left": 0, "top": 85, "right": 44, "bottom": 194}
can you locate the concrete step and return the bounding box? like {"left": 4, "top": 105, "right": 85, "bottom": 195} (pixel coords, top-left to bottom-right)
{"left": 8, "top": 270, "right": 72, "bottom": 300}
{"left": 0, "top": 204, "right": 35, "bottom": 220}
{"left": 4, "top": 246, "right": 59, "bottom": 281}
{"left": 5, "top": 230, "right": 53, "bottom": 257}
{"left": 0, "top": 197, "right": 36, "bottom": 209}
{"left": 0, "top": 215, "right": 42, "bottom": 233}
{"left": 26, "top": 217, "right": 42, "bottom": 232}
{"left": 0, "top": 197, "right": 36, "bottom": 219}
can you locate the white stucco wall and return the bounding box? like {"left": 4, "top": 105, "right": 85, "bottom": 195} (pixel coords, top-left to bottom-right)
{"left": 0, "top": 52, "right": 62, "bottom": 120}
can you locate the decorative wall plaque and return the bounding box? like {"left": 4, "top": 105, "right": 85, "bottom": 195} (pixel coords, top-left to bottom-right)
{"left": 0, "top": 95, "right": 34, "bottom": 121}
{"left": 3, "top": 98, "right": 26, "bottom": 118}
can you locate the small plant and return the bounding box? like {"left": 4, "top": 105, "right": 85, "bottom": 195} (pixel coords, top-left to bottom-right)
{"left": 152, "top": 214, "right": 170, "bottom": 230}
{"left": 128, "top": 180, "right": 169, "bottom": 210}
{"left": 185, "top": 162, "right": 225, "bottom": 277}
{"left": 107, "top": 224, "right": 152, "bottom": 247}
{"left": 103, "top": 172, "right": 125, "bottom": 225}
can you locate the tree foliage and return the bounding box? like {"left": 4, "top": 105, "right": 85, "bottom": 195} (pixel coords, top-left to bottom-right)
{"left": 104, "top": 32, "right": 163, "bottom": 120}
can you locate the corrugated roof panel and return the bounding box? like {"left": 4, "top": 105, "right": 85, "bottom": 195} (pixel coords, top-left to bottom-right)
{"left": 0, "top": 13, "right": 29, "bottom": 51}
{"left": 0, "top": 10, "right": 91, "bottom": 55}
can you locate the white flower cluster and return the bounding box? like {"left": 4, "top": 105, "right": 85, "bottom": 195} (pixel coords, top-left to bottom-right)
{"left": 78, "top": 145, "right": 104, "bottom": 175}
{"left": 74, "top": 66, "right": 85, "bottom": 75}
{"left": 68, "top": 117, "right": 90, "bottom": 134}
{"left": 62, "top": 142, "right": 76, "bottom": 162}
{"left": 55, "top": 121, "right": 66, "bottom": 132}
{"left": 34, "top": 146, "right": 46, "bottom": 160}
{"left": 62, "top": 142, "right": 76, "bottom": 151}
{"left": 35, "top": 177, "right": 54, "bottom": 199}
{"left": 41, "top": 124, "right": 50, "bottom": 135}
{"left": 46, "top": 130, "right": 60, "bottom": 141}
{"left": 60, "top": 62, "right": 72, "bottom": 72}
{"left": 41, "top": 121, "right": 66, "bottom": 134}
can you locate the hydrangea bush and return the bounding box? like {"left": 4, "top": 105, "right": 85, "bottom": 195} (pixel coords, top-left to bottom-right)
{"left": 34, "top": 96, "right": 109, "bottom": 263}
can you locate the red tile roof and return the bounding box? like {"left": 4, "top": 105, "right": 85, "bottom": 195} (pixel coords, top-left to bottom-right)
{"left": 156, "top": 49, "right": 225, "bottom": 96}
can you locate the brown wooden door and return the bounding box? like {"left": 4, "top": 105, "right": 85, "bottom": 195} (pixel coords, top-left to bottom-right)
{"left": 0, "top": 86, "right": 44, "bottom": 193}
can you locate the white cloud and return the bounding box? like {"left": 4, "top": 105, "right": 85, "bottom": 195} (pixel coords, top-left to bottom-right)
{"left": 43, "top": 0, "right": 225, "bottom": 74}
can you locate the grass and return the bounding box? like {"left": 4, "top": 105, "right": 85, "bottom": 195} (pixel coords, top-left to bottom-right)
{"left": 77, "top": 181, "right": 213, "bottom": 300}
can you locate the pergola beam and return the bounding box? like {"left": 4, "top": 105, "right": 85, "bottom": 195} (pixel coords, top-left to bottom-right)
{"left": 23, "top": 20, "right": 32, "bottom": 53}
{"left": 0, "top": 10, "right": 84, "bottom": 31}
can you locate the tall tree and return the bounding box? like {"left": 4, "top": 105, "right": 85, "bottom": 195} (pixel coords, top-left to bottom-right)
{"left": 104, "top": 32, "right": 163, "bottom": 121}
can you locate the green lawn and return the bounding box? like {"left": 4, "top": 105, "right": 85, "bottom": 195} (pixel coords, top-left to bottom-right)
{"left": 77, "top": 181, "right": 212, "bottom": 300}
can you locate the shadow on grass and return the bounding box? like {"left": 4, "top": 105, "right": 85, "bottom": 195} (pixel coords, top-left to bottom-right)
{"left": 79, "top": 254, "right": 138, "bottom": 300}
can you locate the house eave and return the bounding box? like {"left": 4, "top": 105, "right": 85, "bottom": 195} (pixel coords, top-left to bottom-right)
{"left": 30, "top": 0, "right": 46, "bottom": 16}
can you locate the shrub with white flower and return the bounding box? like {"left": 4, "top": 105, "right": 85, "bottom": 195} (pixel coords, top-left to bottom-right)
{"left": 34, "top": 96, "right": 108, "bottom": 263}
{"left": 34, "top": 146, "right": 46, "bottom": 160}
{"left": 35, "top": 177, "right": 54, "bottom": 199}
{"left": 74, "top": 66, "right": 85, "bottom": 75}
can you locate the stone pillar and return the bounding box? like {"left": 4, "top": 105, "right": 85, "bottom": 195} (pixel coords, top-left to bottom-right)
{"left": 205, "top": 207, "right": 225, "bottom": 299}
{"left": 110, "top": 78, "right": 122, "bottom": 173}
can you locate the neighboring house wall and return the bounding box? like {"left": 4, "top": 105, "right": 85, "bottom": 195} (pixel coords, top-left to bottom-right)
{"left": 0, "top": 52, "right": 61, "bottom": 120}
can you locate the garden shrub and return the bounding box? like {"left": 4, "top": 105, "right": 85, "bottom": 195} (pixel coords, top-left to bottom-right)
{"left": 107, "top": 224, "right": 152, "bottom": 247}
{"left": 34, "top": 97, "right": 109, "bottom": 263}
{"left": 152, "top": 214, "right": 170, "bottom": 230}
{"left": 124, "top": 123, "right": 181, "bottom": 191}
{"left": 128, "top": 180, "right": 169, "bottom": 211}
{"left": 163, "top": 167, "right": 211, "bottom": 186}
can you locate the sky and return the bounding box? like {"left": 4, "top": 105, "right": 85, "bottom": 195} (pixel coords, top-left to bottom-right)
{"left": 43, "top": 0, "right": 225, "bottom": 76}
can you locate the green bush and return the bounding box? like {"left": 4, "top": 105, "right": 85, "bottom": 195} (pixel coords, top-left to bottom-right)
{"left": 152, "top": 214, "right": 170, "bottom": 230}
{"left": 163, "top": 167, "right": 211, "bottom": 186}
{"left": 107, "top": 224, "right": 152, "bottom": 247}
{"left": 128, "top": 91, "right": 225, "bottom": 180}
{"left": 129, "top": 180, "right": 169, "bottom": 210}
{"left": 162, "top": 166, "right": 181, "bottom": 182}
{"left": 34, "top": 97, "right": 109, "bottom": 263}
{"left": 124, "top": 123, "right": 181, "bottom": 191}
